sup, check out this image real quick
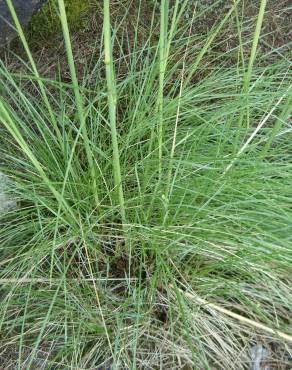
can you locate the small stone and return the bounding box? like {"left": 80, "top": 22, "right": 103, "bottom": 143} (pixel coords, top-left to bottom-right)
{"left": 0, "top": 172, "right": 17, "bottom": 212}
{"left": 250, "top": 344, "right": 270, "bottom": 370}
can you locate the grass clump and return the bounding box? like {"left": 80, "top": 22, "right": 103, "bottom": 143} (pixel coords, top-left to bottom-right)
{"left": 0, "top": 0, "right": 291, "bottom": 368}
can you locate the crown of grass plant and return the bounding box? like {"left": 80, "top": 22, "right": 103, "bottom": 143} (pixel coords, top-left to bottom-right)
{"left": 0, "top": 0, "right": 291, "bottom": 368}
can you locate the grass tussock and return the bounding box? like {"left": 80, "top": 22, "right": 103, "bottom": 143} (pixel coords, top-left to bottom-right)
{"left": 0, "top": 0, "right": 291, "bottom": 368}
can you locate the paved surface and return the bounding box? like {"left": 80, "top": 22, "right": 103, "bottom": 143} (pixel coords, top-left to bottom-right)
{"left": 0, "top": 0, "right": 47, "bottom": 45}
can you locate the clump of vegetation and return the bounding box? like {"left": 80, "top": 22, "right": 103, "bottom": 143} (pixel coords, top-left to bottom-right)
{"left": 0, "top": 0, "right": 291, "bottom": 369}
{"left": 27, "top": 0, "right": 92, "bottom": 44}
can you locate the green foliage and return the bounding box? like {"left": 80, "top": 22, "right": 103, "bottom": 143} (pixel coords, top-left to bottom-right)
{"left": 28, "top": 0, "right": 92, "bottom": 44}
{"left": 0, "top": 0, "right": 291, "bottom": 368}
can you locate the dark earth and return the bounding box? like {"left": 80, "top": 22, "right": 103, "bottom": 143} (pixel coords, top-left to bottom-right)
{"left": 0, "top": 0, "right": 47, "bottom": 45}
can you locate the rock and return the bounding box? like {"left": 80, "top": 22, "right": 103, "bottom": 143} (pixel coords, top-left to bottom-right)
{"left": 0, "top": 0, "right": 47, "bottom": 46}
{"left": 0, "top": 172, "right": 17, "bottom": 212}
{"left": 250, "top": 344, "right": 270, "bottom": 370}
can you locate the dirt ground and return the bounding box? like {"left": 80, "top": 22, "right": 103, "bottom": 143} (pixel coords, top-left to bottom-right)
{"left": 1, "top": 0, "right": 291, "bottom": 79}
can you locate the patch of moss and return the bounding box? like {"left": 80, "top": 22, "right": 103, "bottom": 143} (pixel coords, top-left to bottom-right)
{"left": 27, "top": 0, "right": 92, "bottom": 45}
